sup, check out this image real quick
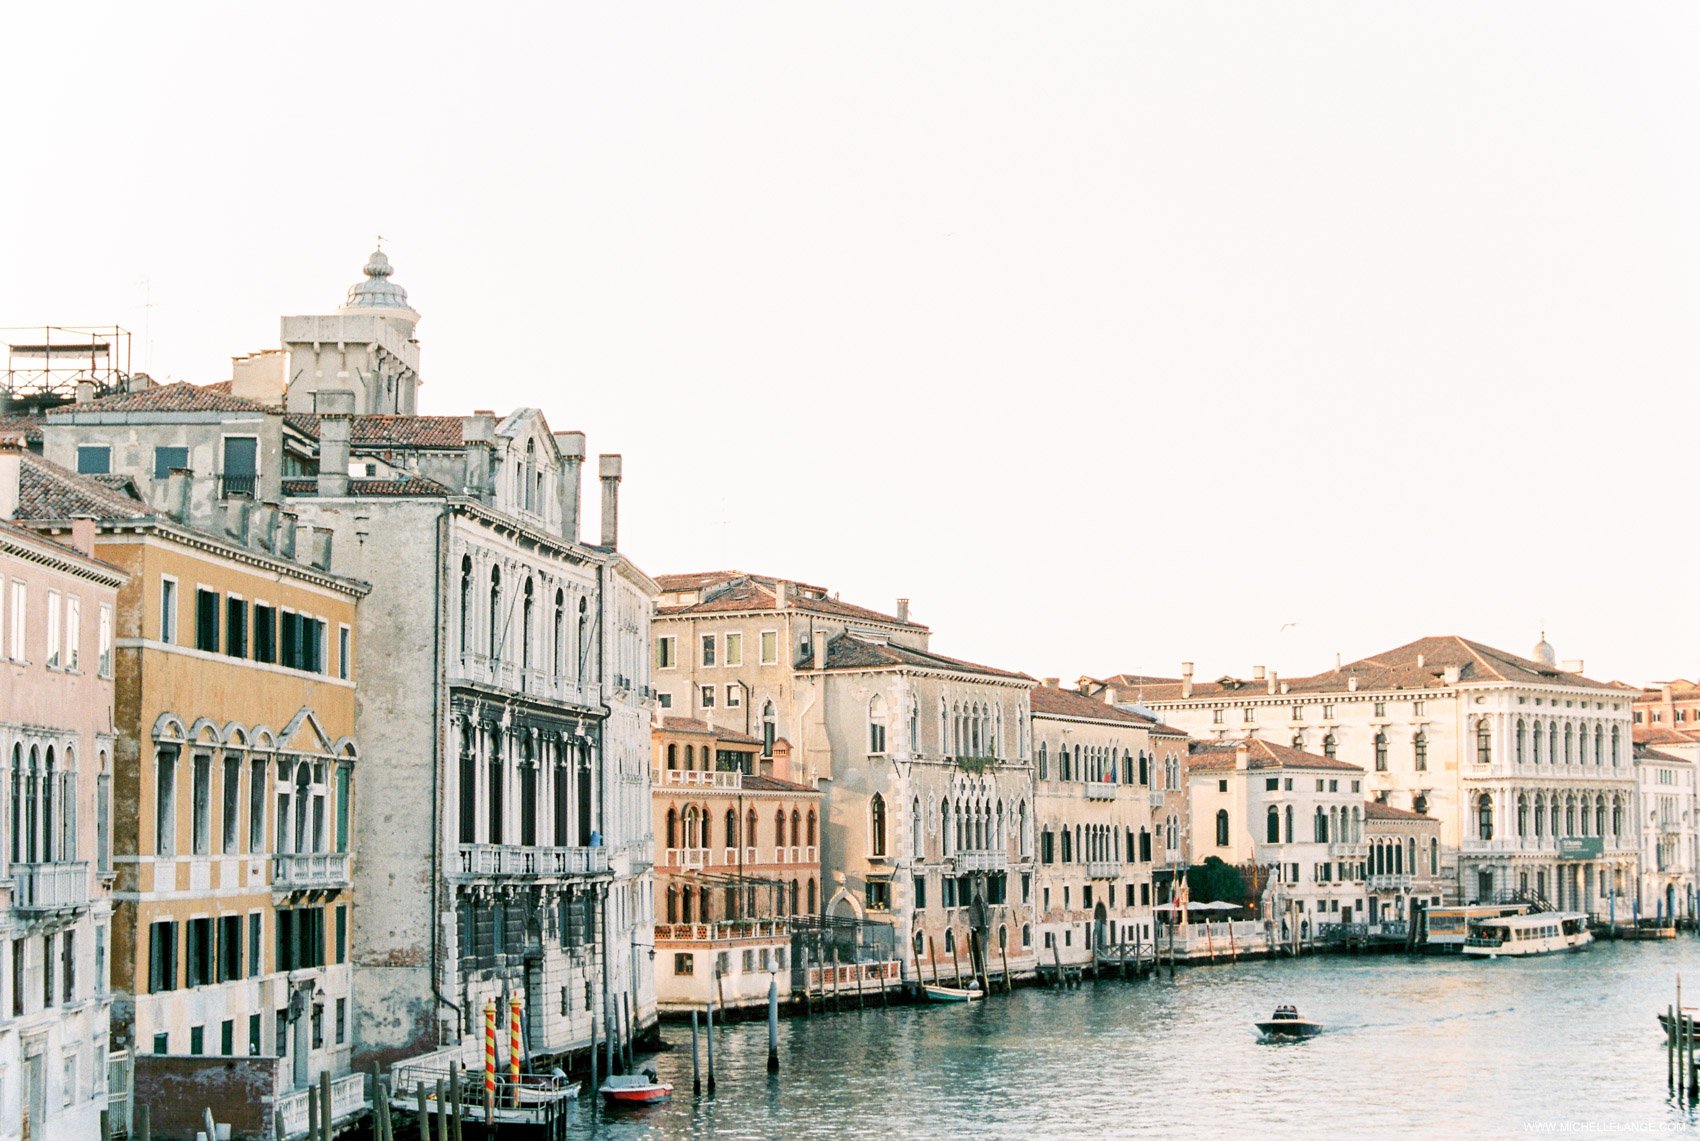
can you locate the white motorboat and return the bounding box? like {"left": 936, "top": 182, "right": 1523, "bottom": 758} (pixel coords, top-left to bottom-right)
{"left": 1255, "top": 1005, "right": 1322, "bottom": 1040}
{"left": 1462, "top": 911, "right": 1591, "bottom": 958}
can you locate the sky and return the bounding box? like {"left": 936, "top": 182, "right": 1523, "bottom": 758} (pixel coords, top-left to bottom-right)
{"left": 3, "top": 4, "right": 1698, "bottom": 687}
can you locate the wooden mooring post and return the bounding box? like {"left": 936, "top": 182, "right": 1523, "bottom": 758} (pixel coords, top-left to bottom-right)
{"left": 999, "top": 935, "right": 1012, "bottom": 992}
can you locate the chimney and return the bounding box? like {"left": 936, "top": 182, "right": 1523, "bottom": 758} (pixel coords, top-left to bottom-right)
{"left": 1267, "top": 671, "right": 1277, "bottom": 696}
{"left": 1416, "top": 653, "right": 1425, "bottom": 668}
{"left": 1252, "top": 665, "right": 1265, "bottom": 682}
{"left": 815, "top": 630, "right": 831, "bottom": 671}
{"left": 316, "top": 389, "right": 355, "bottom": 497}
{"left": 1101, "top": 685, "right": 1119, "bottom": 706}
{"left": 1442, "top": 666, "right": 1461, "bottom": 686}
{"left": 1335, "top": 652, "right": 1342, "bottom": 671}
{"left": 0, "top": 447, "right": 20, "bottom": 519}
{"left": 598, "top": 454, "right": 622, "bottom": 547}
{"left": 69, "top": 514, "right": 96, "bottom": 557}
{"left": 75, "top": 379, "right": 96, "bottom": 404}
{"left": 1347, "top": 676, "right": 1359, "bottom": 692}
{"left": 460, "top": 414, "right": 497, "bottom": 497}
{"left": 222, "top": 498, "right": 253, "bottom": 545}
{"left": 252, "top": 503, "right": 280, "bottom": 552}
{"left": 555, "top": 431, "right": 584, "bottom": 542}
{"left": 165, "top": 468, "right": 193, "bottom": 524}
{"left": 1235, "top": 743, "right": 1250, "bottom": 770}
{"left": 1042, "top": 677, "right": 1060, "bottom": 688}
{"left": 1181, "top": 661, "right": 1194, "bottom": 699}
{"left": 896, "top": 598, "right": 909, "bottom": 624}
{"left": 277, "top": 511, "right": 299, "bottom": 560}
{"left": 309, "top": 525, "right": 334, "bottom": 571}
{"left": 230, "top": 349, "right": 286, "bottom": 405}
{"left": 1562, "top": 659, "right": 1584, "bottom": 675}
{"left": 774, "top": 580, "right": 788, "bottom": 611}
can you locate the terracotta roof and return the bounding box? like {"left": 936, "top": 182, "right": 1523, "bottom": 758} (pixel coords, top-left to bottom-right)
{"left": 654, "top": 571, "right": 926, "bottom": 630}
{"left": 46, "top": 381, "right": 274, "bottom": 416}
{"left": 655, "top": 717, "right": 762, "bottom": 746}
{"left": 1128, "top": 636, "right": 1620, "bottom": 702}
{"left": 281, "top": 477, "right": 450, "bottom": 497}
{"left": 812, "top": 631, "right": 1028, "bottom": 681}
{"left": 284, "top": 413, "right": 467, "bottom": 449}
{"left": 1363, "top": 801, "right": 1434, "bottom": 822}
{"left": 1031, "top": 684, "right": 1158, "bottom": 726}
{"left": 12, "top": 452, "right": 150, "bottom": 521}
{"left": 1635, "top": 744, "right": 1693, "bottom": 765}
{"left": 0, "top": 415, "right": 42, "bottom": 444}
{"left": 743, "top": 774, "right": 817, "bottom": 794}
{"left": 202, "top": 380, "right": 233, "bottom": 393}
{"left": 1187, "top": 737, "right": 1365, "bottom": 774}
{"left": 0, "top": 516, "right": 127, "bottom": 577}
{"left": 1636, "top": 680, "right": 1700, "bottom": 699}
{"left": 1633, "top": 725, "right": 1700, "bottom": 747}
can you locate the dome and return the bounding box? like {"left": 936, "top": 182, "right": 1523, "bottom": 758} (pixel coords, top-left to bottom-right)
{"left": 343, "top": 248, "right": 413, "bottom": 311}
{"left": 1533, "top": 632, "right": 1556, "bottom": 667}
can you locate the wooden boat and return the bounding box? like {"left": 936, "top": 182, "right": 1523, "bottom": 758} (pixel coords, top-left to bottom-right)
{"left": 924, "top": 982, "right": 984, "bottom": 1003}
{"left": 1462, "top": 911, "right": 1591, "bottom": 958}
{"left": 1659, "top": 1008, "right": 1698, "bottom": 1040}
{"left": 1255, "top": 1005, "right": 1322, "bottom": 1040}
{"left": 600, "top": 1071, "right": 673, "bottom": 1106}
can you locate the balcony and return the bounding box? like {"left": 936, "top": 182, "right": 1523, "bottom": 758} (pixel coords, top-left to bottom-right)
{"left": 1085, "top": 782, "right": 1119, "bottom": 802}
{"left": 1149, "top": 790, "right": 1166, "bottom": 808}
{"left": 272, "top": 852, "right": 350, "bottom": 892}
{"left": 1329, "top": 842, "right": 1367, "bottom": 858}
{"left": 1369, "top": 874, "right": 1413, "bottom": 892}
{"left": 954, "top": 849, "right": 1009, "bottom": 873}
{"left": 665, "top": 847, "right": 711, "bottom": 870}
{"left": 653, "top": 769, "right": 742, "bottom": 791}
{"left": 1085, "top": 860, "right": 1121, "bottom": 879}
{"left": 217, "top": 473, "right": 258, "bottom": 500}
{"left": 655, "top": 919, "right": 789, "bottom": 943}
{"left": 456, "top": 843, "right": 610, "bottom": 879}
{"left": 13, "top": 862, "right": 89, "bottom": 914}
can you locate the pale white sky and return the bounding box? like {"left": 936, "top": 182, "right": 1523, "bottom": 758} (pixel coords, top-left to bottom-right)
{"left": 4, "top": 4, "right": 1698, "bottom": 686}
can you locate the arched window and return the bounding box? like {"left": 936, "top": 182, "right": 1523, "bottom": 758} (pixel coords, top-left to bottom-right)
{"left": 1313, "top": 806, "right": 1327, "bottom": 843}
{"left": 1548, "top": 722, "right": 1558, "bottom": 765}
{"left": 1612, "top": 797, "right": 1623, "bottom": 836}
{"left": 1517, "top": 795, "right": 1528, "bottom": 836}
{"left": 1292, "top": 734, "right": 1304, "bottom": 750}
{"left": 1266, "top": 807, "right": 1279, "bottom": 844}
{"left": 1138, "top": 750, "right": 1149, "bottom": 785}
{"left": 724, "top": 808, "right": 738, "bottom": 849}
{"left": 1532, "top": 720, "right": 1543, "bottom": 763}
{"left": 807, "top": 809, "right": 817, "bottom": 847}
{"left": 1413, "top": 732, "right": 1427, "bottom": 771}
{"left": 1038, "top": 742, "right": 1048, "bottom": 781}
{"left": 459, "top": 555, "right": 474, "bottom": 654}
{"left": 1563, "top": 723, "right": 1574, "bottom": 764}
{"left": 1284, "top": 805, "right": 1293, "bottom": 844}
{"left": 868, "top": 695, "right": 888, "bottom": 754}
{"left": 521, "top": 578, "right": 535, "bottom": 670}
{"left": 1477, "top": 720, "right": 1492, "bottom": 765}
{"left": 747, "top": 809, "right": 758, "bottom": 848}
{"left": 1430, "top": 837, "right": 1439, "bottom": 875}
{"left": 1215, "top": 809, "right": 1229, "bottom": 847}
{"left": 576, "top": 597, "right": 589, "bottom": 677}
{"left": 666, "top": 885, "right": 677, "bottom": 924}
{"left": 1477, "top": 794, "right": 1494, "bottom": 841}
{"left": 1595, "top": 797, "right": 1605, "bottom": 837}
{"left": 666, "top": 743, "right": 677, "bottom": 770}
{"left": 1323, "top": 733, "right": 1337, "bottom": 760}
{"left": 552, "top": 589, "right": 565, "bottom": 675}
{"left": 1611, "top": 725, "right": 1621, "bottom": 765}
{"left": 911, "top": 798, "right": 923, "bottom": 858}
{"left": 790, "top": 809, "right": 800, "bottom": 847}
{"left": 1515, "top": 720, "right": 1526, "bottom": 764}
{"left": 944, "top": 929, "right": 955, "bottom": 953}
{"left": 914, "top": 930, "right": 926, "bottom": 957}
{"left": 1593, "top": 724, "right": 1603, "bottom": 765}
{"left": 488, "top": 567, "right": 503, "bottom": 660}
{"left": 774, "top": 809, "right": 785, "bottom": 853}
{"left": 806, "top": 878, "right": 816, "bottom": 914}
{"left": 870, "top": 795, "right": 886, "bottom": 856}
{"left": 1374, "top": 733, "right": 1388, "bottom": 771}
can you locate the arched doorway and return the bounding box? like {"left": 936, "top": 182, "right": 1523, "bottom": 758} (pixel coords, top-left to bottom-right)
{"left": 1093, "top": 902, "right": 1108, "bottom": 951}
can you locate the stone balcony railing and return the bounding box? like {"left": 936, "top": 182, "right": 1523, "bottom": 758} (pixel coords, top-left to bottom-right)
{"left": 1329, "top": 842, "right": 1368, "bottom": 858}
{"left": 13, "top": 862, "right": 89, "bottom": 913}
{"left": 278, "top": 1074, "right": 367, "bottom": 1139}
{"left": 953, "top": 849, "right": 1009, "bottom": 873}
{"left": 654, "top": 768, "right": 743, "bottom": 790}
{"left": 1085, "top": 783, "right": 1119, "bottom": 801}
{"left": 1369, "top": 874, "right": 1413, "bottom": 891}
{"left": 1085, "top": 860, "right": 1122, "bottom": 879}
{"left": 655, "top": 919, "right": 789, "bottom": 943}
{"left": 273, "top": 852, "right": 351, "bottom": 892}
{"left": 666, "top": 847, "right": 711, "bottom": 870}
{"left": 456, "top": 843, "right": 610, "bottom": 879}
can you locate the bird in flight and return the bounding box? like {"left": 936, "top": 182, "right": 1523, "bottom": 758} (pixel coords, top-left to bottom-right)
{"left": 1279, "top": 622, "right": 1298, "bottom": 632}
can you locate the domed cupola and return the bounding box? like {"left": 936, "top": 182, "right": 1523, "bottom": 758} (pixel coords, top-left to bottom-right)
{"left": 1533, "top": 631, "right": 1556, "bottom": 668}
{"left": 339, "top": 245, "right": 420, "bottom": 339}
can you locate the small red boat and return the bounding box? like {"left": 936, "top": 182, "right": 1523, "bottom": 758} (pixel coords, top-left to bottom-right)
{"left": 600, "top": 1070, "right": 673, "bottom": 1105}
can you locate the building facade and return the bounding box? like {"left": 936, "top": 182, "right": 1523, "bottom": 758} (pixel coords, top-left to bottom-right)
{"left": 1361, "top": 801, "right": 1444, "bottom": 928}
{"left": 9, "top": 448, "right": 366, "bottom": 1104}
{"left": 652, "top": 572, "right": 1040, "bottom": 985}
{"left": 0, "top": 454, "right": 125, "bottom": 1141}
{"left": 1632, "top": 743, "right": 1697, "bottom": 924}
{"left": 1101, "top": 636, "right": 1637, "bottom": 918}
{"left": 651, "top": 717, "right": 819, "bottom": 1013}
{"left": 1186, "top": 739, "right": 1368, "bottom": 935}
{"left": 1029, "top": 683, "right": 1158, "bottom": 965}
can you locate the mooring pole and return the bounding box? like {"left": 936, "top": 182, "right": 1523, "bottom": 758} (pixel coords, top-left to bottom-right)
{"left": 767, "top": 977, "right": 781, "bottom": 1073}
{"left": 706, "top": 989, "right": 718, "bottom": 1096}
{"left": 691, "top": 1010, "right": 702, "bottom": 1095}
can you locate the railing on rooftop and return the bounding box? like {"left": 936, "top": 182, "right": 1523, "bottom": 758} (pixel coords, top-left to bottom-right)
{"left": 653, "top": 769, "right": 743, "bottom": 790}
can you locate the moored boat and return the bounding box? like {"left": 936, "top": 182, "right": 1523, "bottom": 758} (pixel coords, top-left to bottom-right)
{"left": 924, "top": 982, "right": 984, "bottom": 1003}
{"left": 1659, "top": 1008, "right": 1698, "bottom": 1041}
{"left": 1462, "top": 911, "right": 1591, "bottom": 958}
{"left": 1255, "top": 1005, "right": 1322, "bottom": 1040}
{"left": 600, "top": 1071, "right": 674, "bottom": 1106}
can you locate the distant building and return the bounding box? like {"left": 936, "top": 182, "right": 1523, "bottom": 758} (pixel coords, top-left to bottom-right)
{"left": 652, "top": 572, "right": 1039, "bottom": 986}
{"left": 1186, "top": 739, "right": 1368, "bottom": 938}
{"left": 1361, "top": 801, "right": 1444, "bottom": 928}
{"left": 1096, "top": 635, "right": 1638, "bottom": 918}
{"left": 0, "top": 450, "right": 126, "bottom": 1141}
{"left": 651, "top": 717, "right": 819, "bottom": 1014}
{"left": 1633, "top": 680, "right": 1700, "bottom": 734}
{"left": 1028, "top": 682, "right": 1162, "bottom": 964}
{"left": 1632, "top": 743, "right": 1697, "bottom": 923}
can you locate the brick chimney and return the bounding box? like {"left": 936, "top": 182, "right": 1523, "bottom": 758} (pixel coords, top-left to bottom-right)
{"left": 598, "top": 454, "right": 622, "bottom": 547}
{"left": 315, "top": 389, "right": 354, "bottom": 497}
{"left": 69, "top": 514, "right": 96, "bottom": 557}
{"left": 896, "top": 598, "right": 910, "bottom": 623}
{"left": 1181, "top": 661, "right": 1194, "bottom": 700}
{"left": 555, "top": 431, "right": 585, "bottom": 543}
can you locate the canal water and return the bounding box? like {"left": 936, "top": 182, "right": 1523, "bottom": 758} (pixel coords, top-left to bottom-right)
{"left": 567, "top": 940, "right": 1700, "bottom": 1138}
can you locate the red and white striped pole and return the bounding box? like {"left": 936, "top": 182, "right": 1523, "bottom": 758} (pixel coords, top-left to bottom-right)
{"left": 483, "top": 998, "right": 497, "bottom": 1116}
{"left": 509, "top": 994, "right": 523, "bottom": 1107}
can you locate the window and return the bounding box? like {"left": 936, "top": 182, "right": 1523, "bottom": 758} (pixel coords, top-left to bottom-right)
{"left": 248, "top": 913, "right": 262, "bottom": 979}
{"left": 155, "top": 746, "right": 178, "bottom": 855}
{"left": 64, "top": 595, "right": 79, "bottom": 671}
{"left": 249, "top": 758, "right": 267, "bottom": 853}
{"left": 221, "top": 436, "right": 258, "bottom": 498}
{"left": 46, "top": 591, "right": 61, "bottom": 668}
{"left": 191, "top": 753, "right": 212, "bottom": 854}
{"left": 338, "top": 625, "right": 351, "bottom": 679}
{"left": 148, "top": 921, "right": 178, "bottom": 992}
{"left": 219, "top": 915, "right": 242, "bottom": 982}
{"left": 760, "top": 630, "right": 778, "bottom": 665}
{"left": 913, "top": 874, "right": 927, "bottom": 909}
{"left": 195, "top": 589, "right": 220, "bottom": 653}
{"left": 865, "top": 880, "right": 891, "bottom": 910}
{"left": 724, "top": 632, "right": 742, "bottom": 666}
{"left": 726, "top": 685, "right": 741, "bottom": 708}
{"left": 870, "top": 794, "right": 887, "bottom": 856}
{"left": 1374, "top": 733, "right": 1388, "bottom": 771}
{"left": 1414, "top": 732, "right": 1427, "bottom": 771}
{"left": 187, "top": 918, "right": 214, "bottom": 988}
{"left": 1323, "top": 733, "right": 1337, "bottom": 760}
{"left": 1373, "top": 701, "right": 1387, "bottom": 717}
{"left": 656, "top": 636, "right": 676, "bottom": 669}
{"left": 9, "top": 581, "right": 25, "bottom": 659}
{"left": 225, "top": 596, "right": 247, "bottom": 658}
{"left": 699, "top": 685, "right": 715, "bottom": 709}
{"left": 253, "top": 603, "right": 276, "bottom": 663}
{"left": 76, "top": 445, "right": 111, "bottom": 475}
{"left": 1215, "top": 809, "right": 1229, "bottom": 847}
{"left": 1212, "top": 708, "right": 1224, "bottom": 725}
{"left": 1266, "top": 807, "right": 1280, "bottom": 843}
{"left": 153, "top": 446, "right": 189, "bottom": 479}
{"left": 656, "top": 693, "right": 672, "bottom": 709}
{"left": 674, "top": 953, "right": 694, "bottom": 976}
{"left": 700, "top": 635, "right": 716, "bottom": 667}
{"left": 221, "top": 756, "right": 241, "bottom": 854}
{"left": 97, "top": 604, "right": 112, "bottom": 676}
{"left": 1476, "top": 720, "right": 1492, "bottom": 765}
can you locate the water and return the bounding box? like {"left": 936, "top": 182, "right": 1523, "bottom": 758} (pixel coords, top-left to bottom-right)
{"left": 566, "top": 941, "right": 1700, "bottom": 1138}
